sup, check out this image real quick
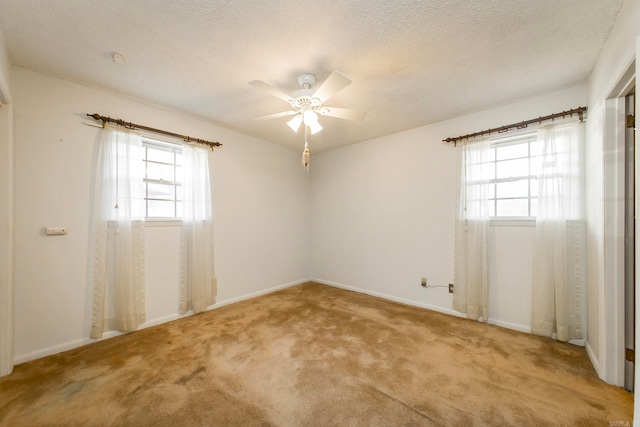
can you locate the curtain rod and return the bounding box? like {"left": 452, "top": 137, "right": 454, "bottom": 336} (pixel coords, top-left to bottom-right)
{"left": 86, "top": 113, "right": 222, "bottom": 149}
{"left": 442, "top": 106, "right": 587, "bottom": 146}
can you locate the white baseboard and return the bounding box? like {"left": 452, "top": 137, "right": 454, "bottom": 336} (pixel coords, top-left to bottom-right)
{"left": 487, "top": 318, "right": 531, "bottom": 334}
{"left": 209, "top": 278, "right": 309, "bottom": 310}
{"left": 13, "top": 278, "right": 310, "bottom": 365}
{"left": 585, "top": 340, "right": 601, "bottom": 377}
{"left": 313, "top": 278, "right": 559, "bottom": 338}
{"left": 312, "top": 278, "right": 466, "bottom": 319}
{"left": 14, "top": 338, "right": 92, "bottom": 365}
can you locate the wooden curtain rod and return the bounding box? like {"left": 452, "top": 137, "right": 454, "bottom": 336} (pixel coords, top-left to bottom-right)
{"left": 86, "top": 113, "right": 222, "bottom": 149}
{"left": 442, "top": 106, "right": 587, "bottom": 146}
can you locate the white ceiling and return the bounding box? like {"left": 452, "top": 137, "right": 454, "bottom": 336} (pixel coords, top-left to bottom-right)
{"left": 0, "top": 0, "right": 624, "bottom": 152}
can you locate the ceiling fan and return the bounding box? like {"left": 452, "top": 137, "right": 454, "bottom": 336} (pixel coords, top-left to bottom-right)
{"left": 249, "top": 71, "right": 367, "bottom": 135}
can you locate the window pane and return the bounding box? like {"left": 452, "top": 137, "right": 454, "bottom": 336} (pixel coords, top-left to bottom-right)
{"left": 488, "top": 200, "right": 495, "bottom": 217}
{"left": 146, "top": 162, "right": 175, "bottom": 182}
{"left": 466, "top": 183, "right": 496, "bottom": 200}
{"left": 485, "top": 162, "right": 495, "bottom": 180}
{"left": 488, "top": 183, "right": 495, "bottom": 199}
{"left": 496, "top": 158, "right": 528, "bottom": 179}
{"left": 142, "top": 139, "right": 183, "bottom": 219}
{"left": 496, "top": 198, "right": 529, "bottom": 217}
{"left": 530, "top": 198, "right": 538, "bottom": 217}
{"left": 468, "top": 163, "right": 495, "bottom": 180}
{"left": 530, "top": 141, "right": 543, "bottom": 157}
{"left": 146, "top": 146, "right": 175, "bottom": 164}
{"left": 496, "top": 142, "right": 528, "bottom": 161}
{"left": 530, "top": 155, "right": 541, "bottom": 176}
{"left": 496, "top": 179, "right": 528, "bottom": 198}
{"left": 488, "top": 135, "right": 538, "bottom": 219}
{"left": 147, "top": 183, "right": 175, "bottom": 200}
{"left": 467, "top": 184, "right": 481, "bottom": 200}
{"left": 530, "top": 178, "right": 539, "bottom": 197}
{"left": 147, "top": 200, "right": 176, "bottom": 218}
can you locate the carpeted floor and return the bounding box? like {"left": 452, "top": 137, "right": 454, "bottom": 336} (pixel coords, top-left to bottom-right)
{"left": 0, "top": 282, "right": 633, "bottom": 426}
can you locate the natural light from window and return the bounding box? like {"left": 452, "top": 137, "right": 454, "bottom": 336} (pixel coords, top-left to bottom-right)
{"left": 488, "top": 133, "right": 539, "bottom": 218}
{"left": 142, "top": 138, "right": 182, "bottom": 219}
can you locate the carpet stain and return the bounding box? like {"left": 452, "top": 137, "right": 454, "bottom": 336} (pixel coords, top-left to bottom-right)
{"left": 174, "top": 366, "right": 207, "bottom": 385}
{"left": 0, "top": 282, "right": 633, "bottom": 426}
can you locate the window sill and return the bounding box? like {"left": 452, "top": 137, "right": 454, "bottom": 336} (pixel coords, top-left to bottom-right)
{"left": 144, "top": 219, "right": 182, "bottom": 227}
{"left": 490, "top": 217, "right": 536, "bottom": 227}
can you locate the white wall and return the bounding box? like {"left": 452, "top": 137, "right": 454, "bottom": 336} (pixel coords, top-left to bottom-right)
{"left": 0, "top": 22, "right": 10, "bottom": 104}
{"left": 0, "top": 22, "right": 14, "bottom": 376}
{"left": 585, "top": 0, "right": 640, "bottom": 385}
{"left": 12, "top": 67, "right": 310, "bottom": 363}
{"left": 310, "top": 86, "right": 586, "bottom": 333}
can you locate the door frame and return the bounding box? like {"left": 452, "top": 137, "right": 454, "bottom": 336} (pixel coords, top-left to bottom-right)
{"left": 0, "top": 102, "right": 13, "bottom": 377}
{"left": 602, "top": 60, "right": 635, "bottom": 387}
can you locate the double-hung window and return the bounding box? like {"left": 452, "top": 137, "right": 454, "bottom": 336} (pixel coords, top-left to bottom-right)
{"left": 487, "top": 132, "right": 539, "bottom": 218}
{"left": 142, "top": 138, "right": 183, "bottom": 219}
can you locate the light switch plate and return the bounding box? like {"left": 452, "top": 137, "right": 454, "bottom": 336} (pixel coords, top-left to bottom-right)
{"left": 46, "top": 226, "right": 68, "bottom": 235}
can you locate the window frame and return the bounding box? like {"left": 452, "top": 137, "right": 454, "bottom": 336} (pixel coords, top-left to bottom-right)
{"left": 141, "top": 137, "right": 183, "bottom": 222}
{"left": 487, "top": 131, "right": 539, "bottom": 219}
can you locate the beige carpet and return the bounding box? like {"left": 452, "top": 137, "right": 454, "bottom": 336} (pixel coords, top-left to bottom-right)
{"left": 0, "top": 282, "right": 633, "bottom": 426}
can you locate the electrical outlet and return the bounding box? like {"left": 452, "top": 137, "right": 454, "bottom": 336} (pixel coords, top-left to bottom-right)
{"left": 449, "top": 283, "right": 454, "bottom": 293}
{"left": 421, "top": 277, "right": 428, "bottom": 288}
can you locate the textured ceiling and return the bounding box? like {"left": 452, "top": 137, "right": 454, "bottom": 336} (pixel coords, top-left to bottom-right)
{"left": 0, "top": 0, "right": 624, "bottom": 152}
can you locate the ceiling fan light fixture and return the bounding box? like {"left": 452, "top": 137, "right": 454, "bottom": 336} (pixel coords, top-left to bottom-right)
{"left": 249, "top": 71, "right": 364, "bottom": 163}
{"left": 302, "top": 110, "right": 317, "bottom": 125}
{"left": 302, "top": 110, "right": 323, "bottom": 134}
{"left": 287, "top": 114, "right": 303, "bottom": 132}
{"left": 309, "top": 121, "right": 323, "bottom": 135}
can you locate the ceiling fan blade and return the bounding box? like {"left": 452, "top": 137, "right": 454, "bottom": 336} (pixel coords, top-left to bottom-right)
{"left": 254, "top": 111, "right": 298, "bottom": 120}
{"left": 312, "top": 71, "right": 352, "bottom": 103}
{"left": 318, "top": 107, "right": 367, "bottom": 121}
{"left": 249, "top": 80, "right": 294, "bottom": 104}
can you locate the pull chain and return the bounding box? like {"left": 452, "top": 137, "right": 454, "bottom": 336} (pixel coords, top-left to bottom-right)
{"left": 301, "top": 124, "right": 310, "bottom": 171}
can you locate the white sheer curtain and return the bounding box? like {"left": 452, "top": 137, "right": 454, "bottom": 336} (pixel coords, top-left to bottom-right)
{"left": 453, "top": 138, "right": 491, "bottom": 321}
{"left": 179, "top": 144, "right": 216, "bottom": 314}
{"left": 90, "top": 123, "right": 146, "bottom": 339}
{"left": 531, "top": 122, "right": 585, "bottom": 342}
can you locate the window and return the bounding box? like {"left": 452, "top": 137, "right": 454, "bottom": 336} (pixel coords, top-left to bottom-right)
{"left": 142, "top": 138, "right": 182, "bottom": 219}
{"left": 487, "top": 132, "right": 539, "bottom": 218}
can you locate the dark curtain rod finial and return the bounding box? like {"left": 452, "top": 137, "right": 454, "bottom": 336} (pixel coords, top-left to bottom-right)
{"left": 86, "top": 113, "right": 222, "bottom": 149}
